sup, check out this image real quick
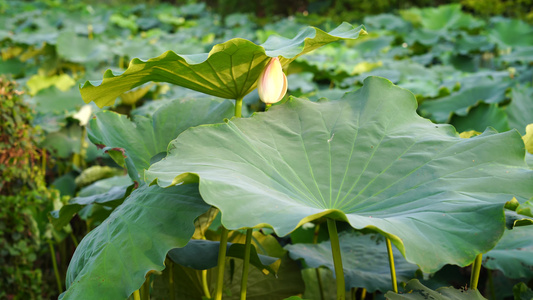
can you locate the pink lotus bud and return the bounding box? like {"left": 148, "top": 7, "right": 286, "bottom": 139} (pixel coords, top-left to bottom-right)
{"left": 257, "top": 57, "right": 287, "bottom": 104}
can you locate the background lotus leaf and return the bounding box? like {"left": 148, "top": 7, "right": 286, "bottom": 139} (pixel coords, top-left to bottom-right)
{"left": 418, "top": 78, "right": 510, "bottom": 122}
{"left": 484, "top": 226, "right": 533, "bottom": 280}
{"left": 167, "top": 239, "right": 278, "bottom": 273}
{"left": 513, "top": 282, "right": 533, "bottom": 300}
{"left": 400, "top": 4, "right": 484, "bottom": 31}
{"left": 152, "top": 254, "right": 304, "bottom": 300}
{"left": 50, "top": 175, "right": 133, "bottom": 229}
{"left": 507, "top": 86, "right": 533, "bottom": 135}
{"left": 385, "top": 279, "right": 486, "bottom": 299}
{"left": 285, "top": 231, "right": 419, "bottom": 292}
{"left": 88, "top": 98, "right": 234, "bottom": 178}
{"left": 488, "top": 18, "right": 533, "bottom": 48}
{"left": 146, "top": 76, "right": 533, "bottom": 272}
{"left": 450, "top": 103, "right": 509, "bottom": 133}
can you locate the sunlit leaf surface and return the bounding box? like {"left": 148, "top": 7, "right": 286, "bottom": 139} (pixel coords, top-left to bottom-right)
{"left": 147, "top": 76, "right": 533, "bottom": 272}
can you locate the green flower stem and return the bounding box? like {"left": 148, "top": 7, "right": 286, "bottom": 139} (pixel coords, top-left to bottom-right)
{"left": 168, "top": 259, "right": 175, "bottom": 300}
{"left": 133, "top": 290, "right": 141, "bottom": 300}
{"left": 88, "top": 24, "right": 93, "bottom": 40}
{"left": 265, "top": 103, "right": 272, "bottom": 111}
{"left": 119, "top": 56, "right": 125, "bottom": 69}
{"left": 213, "top": 96, "right": 245, "bottom": 300}
{"left": 235, "top": 97, "right": 243, "bottom": 118}
{"left": 488, "top": 270, "right": 495, "bottom": 300}
{"left": 141, "top": 277, "right": 150, "bottom": 300}
{"left": 41, "top": 148, "right": 46, "bottom": 176}
{"left": 314, "top": 223, "right": 325, "bottom": 300}
{"left": 59, "top": 240, "right": 67, "bottom": 277}
{"left": 361, "top": 288, "right": 367, "bottom": 299}
{"left": 327, "top": 219, "right": 345, "bottom": 300}
{"left": 240, "top": 229, "right": 253, "bottom": 300}
{"left": 215, "top": 227, "right": 229, "bottom": 300}
{"left": 70, "top": 231, "right": 79, "bottom": 248}
{"left": 48, "top": 241, "right": 63, "bottom": 294}
{"left": 202, "top": 270, "right": 211, "bottom": 299}
{"left": 386, "top": 238, "right": 398, "bottom": 293}
{"left": 315, "top": 269, "right": 325, "bottom": 300}
{"left": 80, "top": 126, "right": 88, "bottom": 169}
{"left": 470, "top": 253, "right": 483, "bottom": 290}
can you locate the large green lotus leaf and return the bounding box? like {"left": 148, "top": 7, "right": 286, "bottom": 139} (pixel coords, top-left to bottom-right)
{"left": 60, "top": 184, "right": 210, "bottom": 300}
{"left": 418, "top": 79, "right": 510, "bottom": 122}
{"left": 88, "top": 98, "right": 233, "bottom": 178}
{"left": 80, "top": 23, "right": 366, "bottom": 107}
{"left": 285, "top": 232, "right": 419, "bottom": 292}
{"left": 146, "top": 76, "right": 533, "bottom": 273}
{"left": 484, "top": 226, "right": 533, "bottom": 279}
{"left": 450, "top": 103, "right": 509, "bottom": 133}
{"left": 508, "top": 86, "right": 533, "bottom": 135}
{"left": 385, "top": 279, "right": 486, "bottom": 299}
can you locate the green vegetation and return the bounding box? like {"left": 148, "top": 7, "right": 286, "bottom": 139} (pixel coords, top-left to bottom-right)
{"left": 1, "top": 0, "right": 532, "bottom": 299}
{"left": 0, "top": 77, "right": 64, "bottom": 299}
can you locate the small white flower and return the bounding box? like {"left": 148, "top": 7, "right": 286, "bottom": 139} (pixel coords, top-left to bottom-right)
{"left": 73, "top": 105, "right": 93, "bottom": 126}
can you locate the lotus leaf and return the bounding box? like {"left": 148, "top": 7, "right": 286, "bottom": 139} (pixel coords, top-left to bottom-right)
{"left": 147, "top": 77, "right": 533, "bottom": 272}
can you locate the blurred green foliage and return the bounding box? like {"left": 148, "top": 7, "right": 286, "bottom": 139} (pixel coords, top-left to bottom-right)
{"left": 0, "top": 78, "right": 57, "bottom": 299}
{"left": 0, "top": 77, "right": 43, "bottom": 194}
{"left": 9, "top": 0, "right": 533, "bottom": 22}
{"left": 0, "top": 191, "right": 51, "bottom": 300}
{"left": 128, "top": 0, "right": 533, "bottom": 23}
{"left": 462, "top": 0, "right": 533, "bottom": 22}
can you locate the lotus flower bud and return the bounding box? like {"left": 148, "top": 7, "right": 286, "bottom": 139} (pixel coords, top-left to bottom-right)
{"left": 257, "top": 57, "right": 287, "bottom": 104}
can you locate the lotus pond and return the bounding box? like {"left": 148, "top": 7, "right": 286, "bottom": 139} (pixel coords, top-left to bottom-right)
{"left": 1, "top": 1, "right": 532, "bottom": 299}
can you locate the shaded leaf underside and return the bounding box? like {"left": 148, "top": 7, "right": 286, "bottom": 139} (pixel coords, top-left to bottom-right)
{"left": 80, "top": 23, "right": 366, "bottom": 107}
{"left": 385, "top": 279, "right": 486, "bottom": 299}
{"left": 286, "top": 232, "right": 419, "bottom": 292}
{"left": 484, "top": 225, "right": 533, "bottom": 279}
{"left": 61, "top": 184, "right": 210, "bottom": 300}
